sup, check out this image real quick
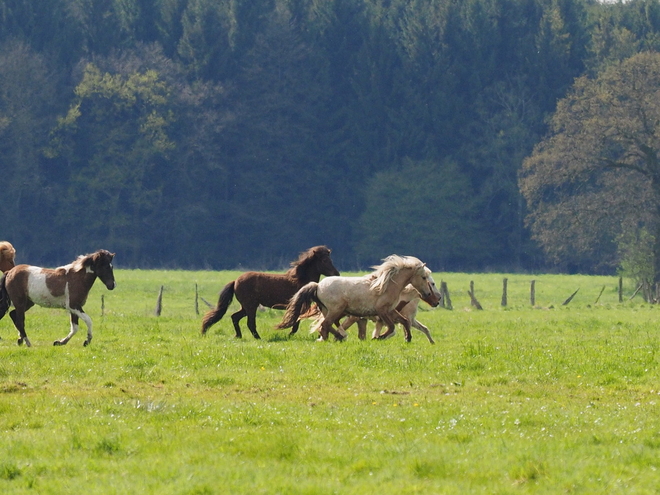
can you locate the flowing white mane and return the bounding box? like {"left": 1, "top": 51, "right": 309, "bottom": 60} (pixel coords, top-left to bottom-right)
{"left": 369, "top": 255, "right": 423, "bottom": 294}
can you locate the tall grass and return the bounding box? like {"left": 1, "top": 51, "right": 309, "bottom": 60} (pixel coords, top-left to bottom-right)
{"left": 0, "top": 270, "right": 658, "bottom": 493}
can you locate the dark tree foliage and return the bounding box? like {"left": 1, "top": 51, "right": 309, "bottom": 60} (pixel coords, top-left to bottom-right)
{"left": 0, "top": 0, "right": 656, "bottom": 271}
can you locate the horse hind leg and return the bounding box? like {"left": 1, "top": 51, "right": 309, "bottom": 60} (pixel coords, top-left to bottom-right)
{"left": 289, "top": 320, "right": 300, "bottom": 336}
{"left": 412, "top": 319, "right": 435, "bottom": 344}
{"left": 9, "top": 308, "right": 31, "bottom": 347}
{"left": 230, "top": 308, "right": 247, "bottom": 338}
{"left": 245, "top": 311, "right": 261, "bottom": 340}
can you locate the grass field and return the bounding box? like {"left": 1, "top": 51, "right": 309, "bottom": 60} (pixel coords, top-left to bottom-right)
{"left": 0, "top": 269, "right": 659, "bottom": 494}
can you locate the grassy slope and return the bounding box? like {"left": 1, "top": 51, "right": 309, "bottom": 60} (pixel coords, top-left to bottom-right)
{"left": 0, "top": 270, "right": 658, "bottom": 494}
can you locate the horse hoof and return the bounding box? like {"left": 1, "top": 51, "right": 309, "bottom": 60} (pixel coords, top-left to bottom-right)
{"left": 17, "top": 339, "right": 23, "bottom": 346}
{"left": 83, "top": 340, "right": 91, "bottom": 347}
{"left": 53, "top": 341, "right": 63, "bottom": 346}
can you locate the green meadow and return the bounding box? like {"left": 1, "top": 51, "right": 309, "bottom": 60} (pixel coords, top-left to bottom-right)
{"left": 0, "top": 270, "right": 659, "bottom": 494}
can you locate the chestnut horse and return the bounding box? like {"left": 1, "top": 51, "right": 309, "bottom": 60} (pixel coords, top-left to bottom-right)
{"left": 0, "top": 241, "right": 16, "bottom": 273}
{"left": 0, "top": 250, "right": 116, "bottom": 347}
{"left": 278, "top": 255, "right": 439, "bottom": 342}
{"left": 201, "top": 246, "right": 340, "bottom": 339}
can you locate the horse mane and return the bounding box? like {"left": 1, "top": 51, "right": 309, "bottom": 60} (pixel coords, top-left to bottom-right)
{"left": 287, "top": 246, "right": 330, "bottom": 279}
{"left": 69, "top": 254, "right": 93, "bottom": 273}
{"left": 369, "top": 255, "right": 423, "bottom": 294}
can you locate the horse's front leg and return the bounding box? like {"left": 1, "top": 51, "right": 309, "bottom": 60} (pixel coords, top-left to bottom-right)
{"left": 55, "top": 310, "right": 92, "bottom": 346}
{"left": 393, "top": 311, "right": 412, "bottom": 342}
{"left": 374, "top": 311, "right": 397, "bottom": 341}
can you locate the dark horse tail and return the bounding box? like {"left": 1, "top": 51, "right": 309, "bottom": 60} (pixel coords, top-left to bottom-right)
{"left": 0, "top": 274, "right": 10, "bottom": 320}
{"left": 277, "top": 282, "right": 320, "bottom": 330}
{"left": 201, "top": 281, "right": 235, "bottom": 334}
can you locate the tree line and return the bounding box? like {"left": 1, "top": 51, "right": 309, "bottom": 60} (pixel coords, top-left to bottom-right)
{"left": 0, "top": 0, "right": 658, "bottom": 271}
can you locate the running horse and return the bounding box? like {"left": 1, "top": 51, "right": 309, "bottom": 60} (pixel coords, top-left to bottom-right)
{"left": 278, "top": 255, "right": 439, "bottom": 342}
{"left": 309, "top": 266, "right": 442, "bottom": 344}
{"left": 0, "top": 241, "right": 16, "bottom": 273}
{"left": 201, "top": 246, "right": 340, "bottom": 339}
{"left": 0, "top": 250, "right": 116, "bottom": 347}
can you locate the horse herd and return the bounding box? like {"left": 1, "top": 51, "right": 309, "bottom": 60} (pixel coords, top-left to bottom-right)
{"left": 0, "top": 243, "right": 441, "bottom": 347}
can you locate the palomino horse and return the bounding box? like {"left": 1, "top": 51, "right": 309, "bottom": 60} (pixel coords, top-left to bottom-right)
{"left": 278, "top": 255, "right": 439, "bottom": 342}
{"left": 202, "top": 246, "right": 340, "bottom": 339}
{"left": 0, "top": 241, "right": 16, "bottom": 273}
{"left": 311, "top": 267, "right": 441, "bottom": 344}
{"left": 0, "top": 250, "right": 116, "bottom": 347}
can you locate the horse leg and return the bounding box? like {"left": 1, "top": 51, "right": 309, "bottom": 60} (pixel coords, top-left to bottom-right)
{"left": 394, "top": 311, "right": 413, "bottom": 342}
{"left": 375, "top": 311, "right": 404, "bottom": 341}
{"left": 9, "top": 308, "right": 31, "bottom": 347}
{"left": 321, "top": 319, "right": 345, "bottom": 342}
{"left": 55, "top": 310, "right": 93, "bottom": 346}
{"left": 412, "top": 319, "right": 435, "bottom": 344}
{"left": 357, "top": 319, "right": 367, "bottom": 340}
{"left": 245, "top": 309, "right": 261, "bottom": 340}
{"left": 289, "top": 320, "right": 300, "bottom": 336}
{"left": 54, "top": 313, "right": 79, "bottom": 346}
{"left": 230, "top": 308, "right": 246, "bottom": 338}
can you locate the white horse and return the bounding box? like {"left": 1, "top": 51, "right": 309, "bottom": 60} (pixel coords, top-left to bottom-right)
{"left": 278, "top": 255, "right": 440, "bottom": 342}
{"left": 308, "top": 267, "right": 441, "bottom": 344}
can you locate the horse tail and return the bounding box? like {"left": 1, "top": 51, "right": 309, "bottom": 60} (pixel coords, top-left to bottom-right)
{"left": 0, "top": 274, "right": 10, "bottom": 320}
{"left": 201, "top": 281, "right": 235, "bottom": 334}
{"left": 277, "top": 282, "right": 319, "bottom": 329}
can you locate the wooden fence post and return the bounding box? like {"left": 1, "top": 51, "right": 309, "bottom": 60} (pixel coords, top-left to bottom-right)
{"left": 101, "top": 295, "right": 105, "bottom": 317}
{"left": 195, "top": 283, "right": 200, "bottom": 315}
{"left": 440, "top": 281, "right": 453, "bottom": 310}
{"left": 530, "top": 280, "right": 536, "bottom": 306}
{"left": 501, "top": 278, "right": 508, "bottom": 307}
{"left": 594, "top": 285, "right": 605, "bottom": 304}
{"left": 618, "top": 277, "right": 623, "bottom": 303}
{"left": 562, "top": 288, "right": 579, "bottom": 306}
{"left": 468, "top": 281, "right": 483, "bottom": 310}
{"left": 155, "top": 285, "right": 164, "bottom": 316}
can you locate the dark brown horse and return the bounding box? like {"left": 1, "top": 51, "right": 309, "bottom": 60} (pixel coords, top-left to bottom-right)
{"left": 0, "top": 250, "right": 116, "bottom": 347}
{"left": 201, "top": 246, "right": 340, "bottom": 339}
{"left": 0, "top": 241, "right": 16, "bottom": 273}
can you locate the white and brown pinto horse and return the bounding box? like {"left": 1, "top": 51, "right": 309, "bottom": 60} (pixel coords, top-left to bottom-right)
{"left": 312, "top": 267, "right": 442, "bottom": 344}
{"left": 278, "top": 255, "right": 439, "bottom": 342}
{"left": 0, "top": 241, "right": 16, "bottom": 273}
{"left": 0, "top": 250, "right": 116, "bottom": 347}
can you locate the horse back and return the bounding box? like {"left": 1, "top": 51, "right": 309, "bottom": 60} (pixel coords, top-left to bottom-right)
{"left": 233, "top": 271, "right": 299, "bottom": 309}
{"left": 6, "top": 265, "right": 78, "bottom": 309}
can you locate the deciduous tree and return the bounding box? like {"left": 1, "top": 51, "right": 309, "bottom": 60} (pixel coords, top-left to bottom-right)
{"left": 520, "top": 52, "right": 660, "bottom": 278}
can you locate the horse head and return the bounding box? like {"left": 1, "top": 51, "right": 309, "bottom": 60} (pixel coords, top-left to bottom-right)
{"left": 409, "top": 262, "right": 440, "bottom": 307}
{"left": 84, "top": 250, "right": 116, "bottom": 290}
{"left": 422, "top": 267, "right": 442, "bottom": 307}
{"left": 293, "top": 246, "right": 340, "bottom": 281}
{"left": 0, "top": 241, "right": 16, "bottom": 273}
{"left": 314, "top": 246, "right": 340, "bottom": 277}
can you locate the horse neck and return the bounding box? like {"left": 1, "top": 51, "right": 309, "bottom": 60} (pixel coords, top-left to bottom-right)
{"left": 387, "top": 267, "right": 417, "bottom": 294}
{"left": 69, "top": 268, "right": 98, "bottom": 292}
{"left": 291, "top": 265, "right": 322, "bottom": 285}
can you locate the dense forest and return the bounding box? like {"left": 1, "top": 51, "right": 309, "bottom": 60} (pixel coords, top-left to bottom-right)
{"left": 0, "top": 0, "right": 658, "bottom": 271}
